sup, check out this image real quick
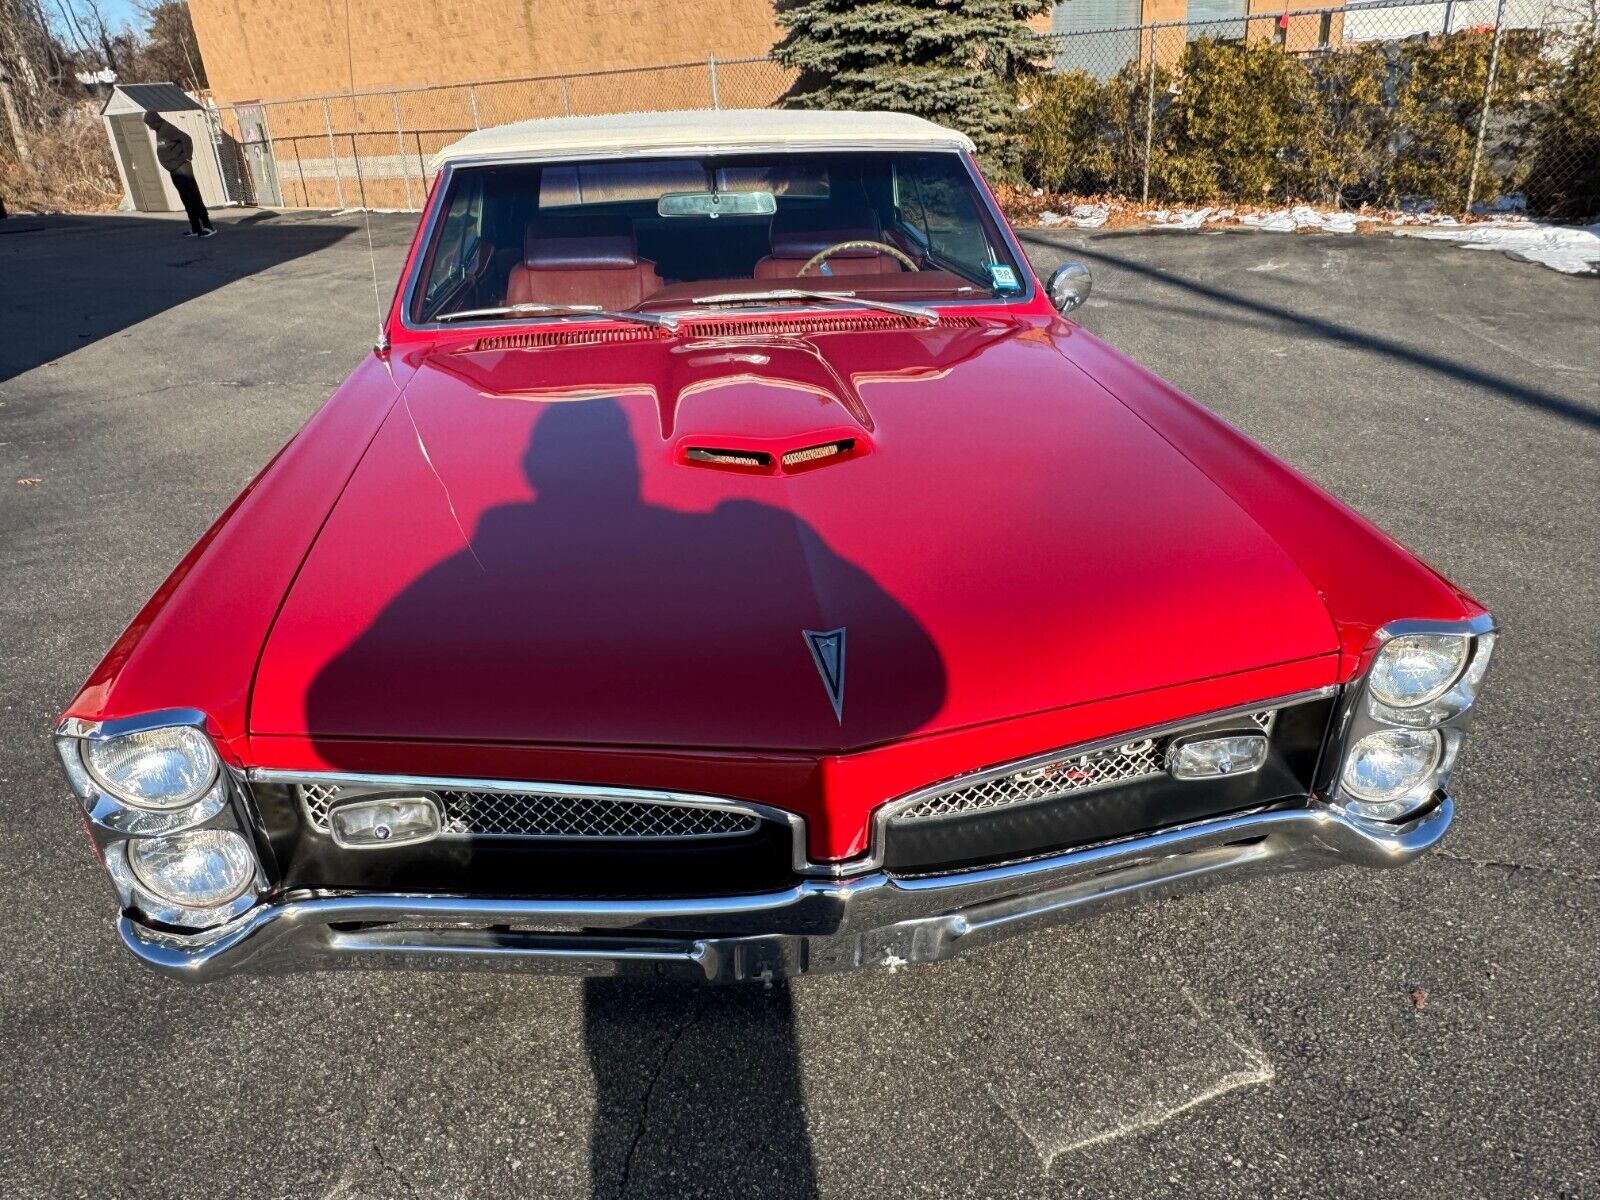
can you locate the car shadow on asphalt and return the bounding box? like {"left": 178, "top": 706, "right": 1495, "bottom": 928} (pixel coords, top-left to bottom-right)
{"left": 584, "top": 979, "right": 818, "bottom": 1198}
{"left": 1020, "top": 231, "right": 1600, "bottom": 433}
{"left": 0, "top": 212, "right": 360, "bottom": 384}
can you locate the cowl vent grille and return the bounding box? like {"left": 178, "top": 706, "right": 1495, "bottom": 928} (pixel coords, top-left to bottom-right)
{"left": 466, "top": 314, "right": 981, "bottom": 351}
{"left": 686, "top": 314, "right": 979, "bottom": 338}
{"left": 471, "top": 327, "right": 667, "bottom": 351}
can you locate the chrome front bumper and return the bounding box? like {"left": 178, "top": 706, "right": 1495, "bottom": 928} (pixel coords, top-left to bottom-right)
{"left": 120, "top": 799, "right": 1452, "bottom": 983}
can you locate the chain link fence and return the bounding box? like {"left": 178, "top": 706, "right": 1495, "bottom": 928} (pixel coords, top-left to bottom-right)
{"left": 203, "top": 3, "right": 1597, "bottom": 221}
{"left": 1029, "top": 0, "right": 1599, "bottom": 218}
{"left": 209, "top": 55, "right": 794, "bottom": 211}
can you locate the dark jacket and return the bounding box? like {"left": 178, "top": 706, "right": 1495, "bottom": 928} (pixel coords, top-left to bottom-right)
{"left": 151, "top": 120, "right": 193, "bottom": 173}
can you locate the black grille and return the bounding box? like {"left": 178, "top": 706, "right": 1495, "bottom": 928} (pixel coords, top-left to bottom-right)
{"left": 880, "top": 696, "right": 1335, "bottom": 874}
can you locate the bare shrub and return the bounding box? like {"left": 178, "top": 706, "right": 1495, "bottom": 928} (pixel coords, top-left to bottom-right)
{"left": 0, "top": 104, "right": 122, "bottom": 213}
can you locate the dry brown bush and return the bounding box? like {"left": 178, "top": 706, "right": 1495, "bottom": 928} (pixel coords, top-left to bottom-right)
{"left": 1, "top": 106, "right": 123, "bottom": 214}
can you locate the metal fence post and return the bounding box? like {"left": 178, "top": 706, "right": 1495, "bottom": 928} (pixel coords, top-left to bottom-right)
{"left": 391, "top": 91, "right": 414, "bottom": 209}
{"left": 708, "top": 53, "right": 721, "bottom": 109}
{"left": 1464, "top": 0, "right": 1508, "bottom": 216}
{"left": 1141, "top": 30, "right": 1158, "bottom": 204}
{"left": 291, "top": 135, "right": 308, "bottom": 207}
{"left": 322, "top": 97, "right": 345, "bottom": 209}
{"left": 560, "top": 77, "right": 572, "bottom": 116}
{"left": 469, "top": 84, "right": 481, "bottom": 129}
{"left": 350, "top": 132, "right": 369, "bottom": 208}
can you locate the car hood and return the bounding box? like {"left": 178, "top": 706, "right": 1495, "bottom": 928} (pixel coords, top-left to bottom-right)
{"left": 251, "top": 317, "right": 1337, "bottom": 753}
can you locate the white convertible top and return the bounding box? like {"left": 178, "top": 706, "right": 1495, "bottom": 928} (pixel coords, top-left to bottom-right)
{"left": 428, "top": 108, "right": 974, "bottom": 171}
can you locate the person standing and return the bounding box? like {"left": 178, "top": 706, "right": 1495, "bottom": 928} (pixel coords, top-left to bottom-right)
{"left": 143, "top": 111, "right": 215, "bottom": 238}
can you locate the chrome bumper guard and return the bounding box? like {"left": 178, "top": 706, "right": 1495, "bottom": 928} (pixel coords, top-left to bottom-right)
{"left": 122, "top": 799, "right": 1451, "bottom": 983}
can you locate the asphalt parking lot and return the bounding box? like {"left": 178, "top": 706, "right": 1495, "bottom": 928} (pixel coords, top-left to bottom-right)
{"left": 1, "top": 209, "right": 1596, "bottom": 1200}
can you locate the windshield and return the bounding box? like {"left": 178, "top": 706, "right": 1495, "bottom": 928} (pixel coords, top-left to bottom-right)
{"left": 409, "top": 150, "right": 1026, "bottom": 325}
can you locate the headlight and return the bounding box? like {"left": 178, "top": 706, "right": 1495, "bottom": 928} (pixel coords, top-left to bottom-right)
{"left": 1368, "top": 631, "right": 1495, "bottom": 728}
{"left": 1340, "top": 729, "right": 1441, "bottom": 819}
{"left": 108, "top": 829, "right": 259, "bottom": 928}
{"left": 1369, "top": 635, "right": 1471, "bottom": 709}
{"left": 84, "top": 725, "right": 218, "bottom": 809}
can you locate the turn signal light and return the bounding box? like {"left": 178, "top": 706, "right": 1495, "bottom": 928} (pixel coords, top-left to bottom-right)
{"left": 328, "top": 795, "right": 443, "bottom": 849}
{"left": 1167, "top": 733, "right": 1269, "bottom": 780}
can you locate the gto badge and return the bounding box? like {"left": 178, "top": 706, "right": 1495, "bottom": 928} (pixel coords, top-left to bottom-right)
{"left": 803, "top": 627, "right": 847, "bottom": 723}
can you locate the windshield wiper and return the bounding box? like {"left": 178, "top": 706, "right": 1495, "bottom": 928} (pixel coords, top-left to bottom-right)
{"left": 685, "top": 289, "right": 941, "bottom": 325}
{"left": 435, "top": 302, "right": 677, "bottom": 331}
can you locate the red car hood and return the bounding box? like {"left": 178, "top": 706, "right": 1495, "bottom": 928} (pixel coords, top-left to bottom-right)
{"left": 251, "top": 318, "right": 1337, "bottom": 753}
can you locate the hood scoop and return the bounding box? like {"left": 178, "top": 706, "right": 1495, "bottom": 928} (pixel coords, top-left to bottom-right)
{"left": 782, "top": 438, "right": 854, "bottom": 468}
{"left": 685, "top": 445, "right": 773, "bottom": 470}
{"left": 682, "top": 437, "right": 860, "bottom": 475}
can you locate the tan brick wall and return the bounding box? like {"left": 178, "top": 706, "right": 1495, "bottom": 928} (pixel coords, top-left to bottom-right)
{"left": 1246, "top": 0, "right": 1342, "bottom": 51}
{"left": 190, "top": 0, "right": 783, "bottom": 107}
{"left": 1137, "top": 0, "right": 1343, "bottom": 66}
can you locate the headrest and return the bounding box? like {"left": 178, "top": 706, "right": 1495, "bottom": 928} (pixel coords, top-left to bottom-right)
{"left": 768, "top": 205, "right": 885, "bottom": 259}
{"left": 523, "top": 215, "right": 640, "bottom": 270}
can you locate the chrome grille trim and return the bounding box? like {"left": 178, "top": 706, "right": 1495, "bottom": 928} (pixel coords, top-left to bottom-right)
{"left": 249, "top": 771, "right": 795, "bottom": 850}
{"left": 884, "top": 700, "right": 1307, "bottom": 827}
{"left": 295, "top": 783, "right": 761, "bottom": 840}
{"left": 249, "top": 688, "right": 1336, "bottom": 880}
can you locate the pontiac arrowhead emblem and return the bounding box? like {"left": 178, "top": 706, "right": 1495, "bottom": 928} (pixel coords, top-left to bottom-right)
{"left": 803, "top": 627, "right": 846, "bottom": 723}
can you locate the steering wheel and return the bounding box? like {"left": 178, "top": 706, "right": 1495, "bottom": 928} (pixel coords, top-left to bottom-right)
{"left": 799, "top": 239, "right": 920, "bottom": 277}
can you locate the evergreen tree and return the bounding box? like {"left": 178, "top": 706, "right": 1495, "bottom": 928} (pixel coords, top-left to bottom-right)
{"left": 774, "top": 0, "right": 1054, "bottom": 159}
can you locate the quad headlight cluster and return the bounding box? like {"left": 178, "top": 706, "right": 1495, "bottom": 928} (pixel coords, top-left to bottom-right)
{"left": 1334, "top": 619, "right": 1496, "bottom": 822}
{"left": 56, "top": 711, "right": 263, "bottom": 931}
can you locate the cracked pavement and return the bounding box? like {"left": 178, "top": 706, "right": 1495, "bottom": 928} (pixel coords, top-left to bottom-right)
{"left": 1, "top": 211, "right": 1596, "bottom": 1199}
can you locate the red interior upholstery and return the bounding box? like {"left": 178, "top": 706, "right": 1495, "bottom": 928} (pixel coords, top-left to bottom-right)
{"left": 506, "top": 216, "right": 663, "bottom": 309}
{"left": 754, "top": 206, "right": 908, "bottom": 279}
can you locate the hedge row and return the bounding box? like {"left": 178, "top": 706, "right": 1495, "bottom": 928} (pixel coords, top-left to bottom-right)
{"left": 1013, "top": 29, "right": 1600, "bottom": 219}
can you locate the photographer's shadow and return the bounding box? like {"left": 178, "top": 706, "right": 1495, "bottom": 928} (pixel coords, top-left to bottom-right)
{"left": 305, "top": 395, "right": 946, "bottom": 1198}
{"left": 585, "top": 979, "right": 817, "bottom": 1198}
{"left": 306, "top": 395, "right": 946, "bottom": 750}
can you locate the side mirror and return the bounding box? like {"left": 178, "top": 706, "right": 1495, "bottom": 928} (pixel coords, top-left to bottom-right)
{"left": 1047, "top": 262, "right": 1093, "bottom": 315}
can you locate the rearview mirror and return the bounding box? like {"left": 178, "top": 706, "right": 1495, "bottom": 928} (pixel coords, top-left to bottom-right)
{"left": 1047, "top": 262, "right": 1093, "bottom": 314}
{"left": 658, "top": 191, "right": 777, "bottom": 219}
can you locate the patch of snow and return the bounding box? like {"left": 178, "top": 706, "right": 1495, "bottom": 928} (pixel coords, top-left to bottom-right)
{"left": 1397, "top": 221, "right": 1600, "bottom": 275}
{"left": 1039, "top": 202, "right": 1110, "bottom": 228}
{"left": 1237, "top": 205, "right": 1378, "bottom": 233}
{"left": 1390, "top": 211, "right": 1461, "bottom": 226}
{"left": 1143, "top": 206, "right": 1217, "bottom": 229}
{"left": 1239, "top": 208, "right": 1301, "bottom": 232}
{"left": 1145, "top": 208, "right": 1192, "bottom": 227}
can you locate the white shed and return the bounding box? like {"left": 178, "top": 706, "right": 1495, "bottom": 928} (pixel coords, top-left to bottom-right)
{"left": 100, "top": 83, "right": 229, "bottom": 213}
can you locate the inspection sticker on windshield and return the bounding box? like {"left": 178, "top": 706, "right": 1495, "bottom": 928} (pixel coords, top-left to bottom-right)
{"left": 989, "top": 264, "right": 1020, "bottom": 291}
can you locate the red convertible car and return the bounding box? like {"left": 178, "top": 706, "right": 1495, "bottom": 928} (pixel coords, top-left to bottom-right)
{"left": 56, "top": 110, "right": 1495, "bottom": 982}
